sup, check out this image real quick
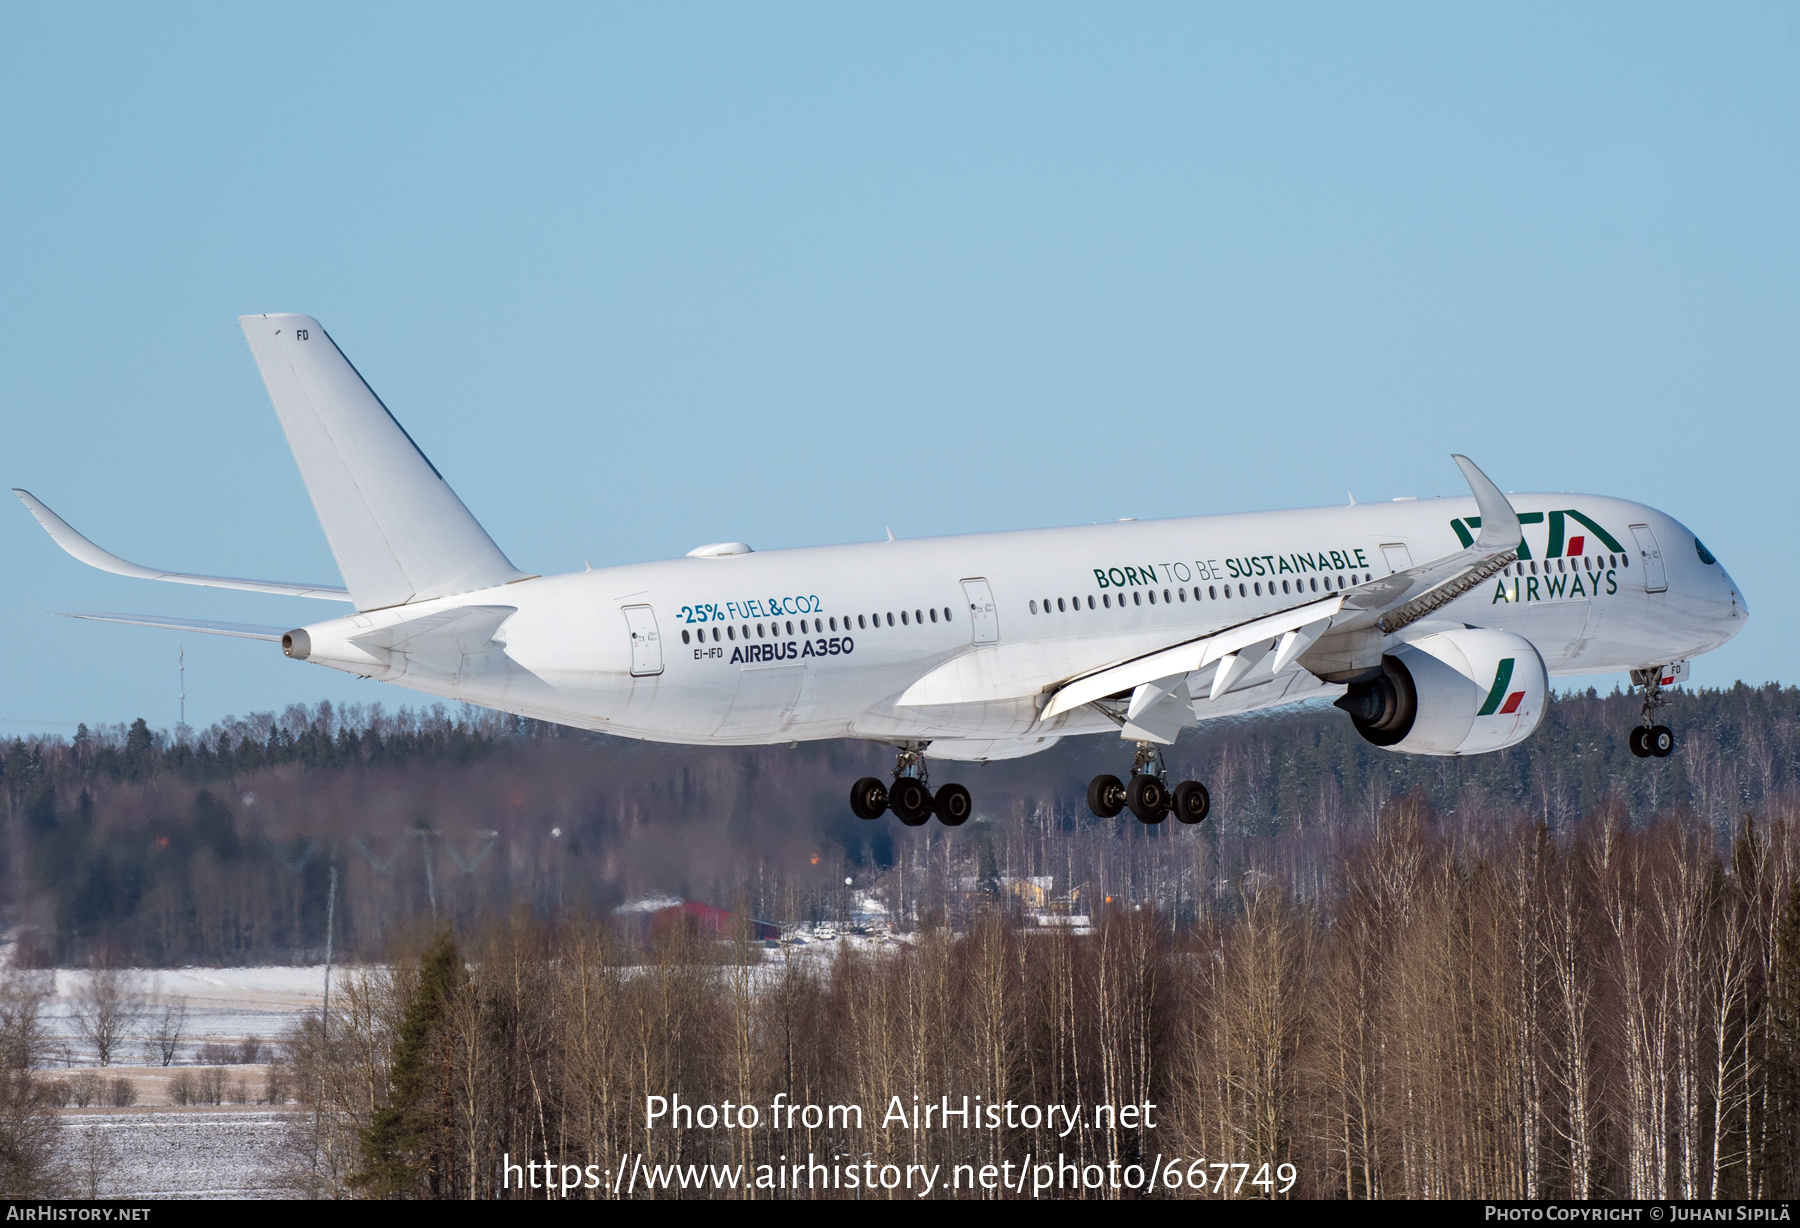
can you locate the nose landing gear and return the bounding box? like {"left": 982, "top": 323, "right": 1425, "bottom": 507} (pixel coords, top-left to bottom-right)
{"left": 1628, "top": 667, "right": 1675, "bottom": 759}
{"left": 1088, "top": 743, "right": 1209, "bottom": 825}
{"left": 850, "top": 744, "right": 972, "bottom": 826}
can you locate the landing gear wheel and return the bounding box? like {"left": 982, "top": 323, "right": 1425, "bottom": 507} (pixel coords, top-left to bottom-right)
{"left": 1173, "top": 781, "right": 1210, "bottom": 825}
{"left": 1628, "top": 727, "right": 1650, "bottom": 758}
{"left": 890, "top": 777, "right": 933, "bottom": 826}
{"left": 1127, "top": 774, "right": 1169, "bottom": 824}
{"left": 850, "top": 777, "right": 889, "bottom": 820}
{"left": 935, "top": 783, "right": 972, "bottom": 826}
{"left": 1087, "top": 774, "right": 1125, "bottom": 819}
{"left": 1648, "top": 725, "right": 1674, "bottom": 757}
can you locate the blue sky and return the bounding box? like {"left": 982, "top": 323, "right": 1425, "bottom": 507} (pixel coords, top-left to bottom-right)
{"left": 1, "top": 4, "right": 1794, "bottom": 736}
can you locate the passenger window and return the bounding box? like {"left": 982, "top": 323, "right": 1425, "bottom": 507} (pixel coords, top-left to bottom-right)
{"left": 712, "top": 627, "right": 721, "bottom": 642}
{"left": 1030, "top": 600, "right": 1038, "bottom": 614}
{"left": 945, "top": 607, "right": 952, "bottom": 620}
{"left": 1254, "top": 582, "right": 1262, "bottom": 597}
{"left": 1131, "top": 591, "right": 1141, "bottom": 606}
{"left": 1163, "top": 589, "right": 1171, "bottom": 603}
{"left": 727, "top": 625, "right": 736, "bottom": 640}
{"left": 756, "top": 623, "right": 765, "bottom": 638}
{"left": 682, "top": 630, "right": 691, "bottom": 644}
{"left": 1086, "top": 597, "right": 1095, "bottom": 610}
{"left": 1147, "top": 590, "right": 1156, "bottom": 605}
{"left": 1057, "top": 598, "right": 1065, "bottom": 612}
{"left": 1103, "top": 593, "right": 1111, "bottom": 607}
{"left": 915, "top": 610, "right": 923, "bottom": 624}
{"left": 887, "top": 612, "right": 895, "bottom": 625}
{"left": 930, "top": 608, "right": 937, "bottom": 622}
{"left": 901, "top": 611, "right": 909, "bottom": 625}
{"left": 1178, "top": 587, "right": 1187, "bottom": 602}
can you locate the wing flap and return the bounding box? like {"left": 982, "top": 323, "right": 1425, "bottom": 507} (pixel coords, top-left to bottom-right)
{"left": 1040, "top": 595, "right": 1344, "bottom": 719}
{"left": 16, "top": 490, "right": 350, "bottom": 601}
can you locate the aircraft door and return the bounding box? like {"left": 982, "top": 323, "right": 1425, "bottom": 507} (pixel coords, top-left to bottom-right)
{"left": 1381, "top": 543, "right": 1414, "bottom": 573}
{"left": 623, "top": 605, "right": 664, "bottom": 676}
{"left": 1629, "top": 525, "right": 1668, "bottom": 593}
{"left": 962, "top": 578, "right": 1000, "bottom": 645}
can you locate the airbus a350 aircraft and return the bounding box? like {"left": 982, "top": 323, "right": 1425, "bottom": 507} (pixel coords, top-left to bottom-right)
{"left": 18, "top": 315, "right": 1748, "bottom": 828}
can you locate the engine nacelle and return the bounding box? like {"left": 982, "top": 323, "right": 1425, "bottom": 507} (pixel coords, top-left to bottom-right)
{"left": 1335, "top": 628, "right": 1548, "bottom": 756}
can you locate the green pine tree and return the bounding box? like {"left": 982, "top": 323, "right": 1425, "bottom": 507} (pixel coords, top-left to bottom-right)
{"left": 353, "top": 931, "right": 462, "bottom": 1198}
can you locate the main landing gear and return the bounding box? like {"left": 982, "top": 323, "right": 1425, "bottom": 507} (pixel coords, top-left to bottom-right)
{"left": 851, "top": 745, "right": 972, "bottom": 827}
{"left": 1627, "top": 667, "right": 1675, "bottom": 759}
{"left": 1087, "top": 743, "right": 1210, "bottom": 826}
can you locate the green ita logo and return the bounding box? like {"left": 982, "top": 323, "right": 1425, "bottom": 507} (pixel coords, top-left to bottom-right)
{"left": 1449, "top": 509, "right": 1628, "bottom": 607}
{"left": 1478, "top": 658, "right": 1525, "bottom": 717}
{"left": 1448, "top": 509, "right": 1624, "bottom": 560}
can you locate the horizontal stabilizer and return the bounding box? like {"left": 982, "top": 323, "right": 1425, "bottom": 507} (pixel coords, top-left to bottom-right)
{"left": 56, "top": 612, "right": 288, "bottom": 641}
{"left": 239, "top": 314, "right": 530, "bottom": 611}
{"left": 16, "top": 490, "right": 349, "bottom": 600}
{"left": 348, "top": 605, "right": 516, "bottom": 657}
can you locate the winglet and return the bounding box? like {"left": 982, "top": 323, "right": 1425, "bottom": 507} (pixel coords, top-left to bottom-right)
{"left": 1450, "top": 455, "right": 1519, "bottom": 551}
{"left": 16, "top": 489, "right": 158, "bottom": 581}
{"left": 15, "top": 488, "right": 350, "bottom": 600}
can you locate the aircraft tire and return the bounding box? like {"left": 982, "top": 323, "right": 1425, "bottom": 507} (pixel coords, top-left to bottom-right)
{"left": 891, "top": 777, "right": 933, "bottom": 826}
{"left": 850, "top": 777, "right": 888, "bottom": 820}
{"left": 1087, "top": 774, "right": 1125, "bottom": 819}
{"left": 1173, "top": 781, "right": 1210, "bottom": 825}
{"left": 1127, "top": 774, "right": 1169, "bottom": 824}
{"left": 1649, "top": 725, "right": 1674, "bottom": 757}
{"left": 935, "top": 783, "right": 972, "bottom": 826}
{"left": 1628, "top": 727, "right": 1650, "bottom": 758}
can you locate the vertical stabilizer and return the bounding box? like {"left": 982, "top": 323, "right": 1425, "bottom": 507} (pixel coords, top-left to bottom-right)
{"left": 239, "top": 314, "right": 529, "bottom": 611}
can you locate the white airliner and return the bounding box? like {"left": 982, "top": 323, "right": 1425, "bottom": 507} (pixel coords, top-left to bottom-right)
{"left": 17, "top": 315, "right": 1748, "bottom": 827}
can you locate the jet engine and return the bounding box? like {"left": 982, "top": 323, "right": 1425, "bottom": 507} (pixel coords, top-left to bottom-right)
{"left": 1334, "top": 628, "right": 1548, "bottom": 756}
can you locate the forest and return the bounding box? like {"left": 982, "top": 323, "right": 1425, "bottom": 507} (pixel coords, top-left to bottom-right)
{"left": 284, "top": 801, "right": 1800, "bottom": 1200}
{"left": 1, "top": 684, "right": 1798, "bottom": 1198}
{"left": 0, "top": 683, "right": 1793, "bottom": 965}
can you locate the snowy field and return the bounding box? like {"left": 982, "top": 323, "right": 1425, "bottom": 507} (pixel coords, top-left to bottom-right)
{"left": 42, "top": 966, "right": 330, "bottom": 1066}
{"left": 33, "top": 968, "right": 329, "bottom": 1198}
{"left": 58, "top": 1110, "right": 297, "bottom": 1198}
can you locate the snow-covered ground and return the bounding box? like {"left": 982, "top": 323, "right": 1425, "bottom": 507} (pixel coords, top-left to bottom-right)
{"left": 58, "top": 1110, "right": 297, "bottom": 1198}
{"left": 42, "top": 966, "right": 331, "bottom": 1067}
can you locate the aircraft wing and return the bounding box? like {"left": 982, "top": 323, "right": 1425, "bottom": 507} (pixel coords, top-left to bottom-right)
{"left": 15, "top": 489, "right": 350, "bottom": 601}
{"left": 55, "top": 612, "right": 288, "bottom": 641}
{"left": 1039, "top": 455, "right": 1520, "bottom": 723}
{"left": 1038, "top": 455, "right": 1521, "bottom": 726}
{"left": 1039, "top": 596, "right": 1343, "bottom": 719}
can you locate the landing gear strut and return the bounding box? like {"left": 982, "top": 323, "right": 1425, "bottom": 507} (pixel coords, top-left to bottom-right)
{"left": 1088, "top": 743, "right": 1210, "bottom": 825}
{"left": 1627, "top": 667, "right": 1675, "bottom": 759}
{"left": 850, "top": 744, "right": 972, "bottom": 826}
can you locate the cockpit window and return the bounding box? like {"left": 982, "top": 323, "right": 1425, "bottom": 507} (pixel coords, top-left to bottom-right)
{"left": 1695, "top": 537, "right": 1717, "bottom": 565}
